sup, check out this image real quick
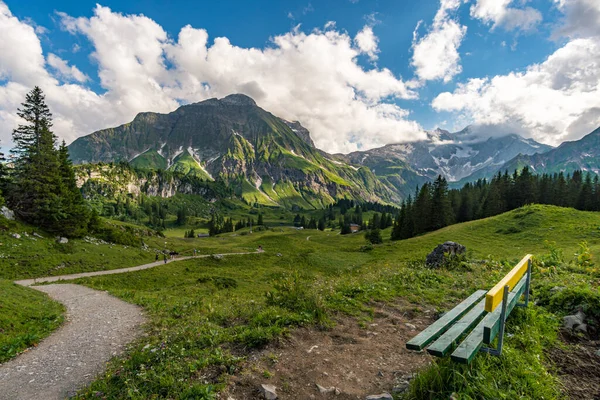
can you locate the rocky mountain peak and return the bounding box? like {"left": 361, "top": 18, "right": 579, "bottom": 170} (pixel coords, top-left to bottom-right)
{"left": 220, "top": 94, "right": 257, "bottom": 107}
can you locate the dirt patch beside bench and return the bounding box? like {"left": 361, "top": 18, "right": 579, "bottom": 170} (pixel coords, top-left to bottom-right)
{"left": 548, "top": 337, "right": 600, "bottom": 400}
{"left": 224, "top": 302, "right": 433, "bottom": 399}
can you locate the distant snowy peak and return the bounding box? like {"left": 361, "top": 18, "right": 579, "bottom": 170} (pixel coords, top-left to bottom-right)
{"left": 345, "top": 127, "right": 553, "bottom": 186}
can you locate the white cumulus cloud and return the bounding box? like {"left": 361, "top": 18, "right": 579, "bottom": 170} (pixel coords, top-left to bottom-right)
{"left": 432, "top": 38, "right": 600, "bottom": 145}
{"left": 553, "top": 0, "right": 600, "bottom": 39}
{"left": 47, "top": 54, "right": 88, "bottom": 82}
{"left": 470, "top": 0, "right": 542, "bottom": 31}
{"left": 354, "top": 25, "right": 379, "bottom": 61}
{"left": 411, "top": 0, "right": 467, "bottom": 83}
{"left": 0, "top": 3, "right": 425, "bottom": 154}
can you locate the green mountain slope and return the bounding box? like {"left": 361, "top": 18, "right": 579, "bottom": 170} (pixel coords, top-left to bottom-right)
{"left": 498, "top": 127, "right": 600, "bottom": 176}
{"left": 69, "top": 94, "right": 397, "bottom": 207}
{"left": 129, "top": 150, "right": 168, "bottom": 170}
{"left": 168, "top": 150, "right": 213, "bottom": 181}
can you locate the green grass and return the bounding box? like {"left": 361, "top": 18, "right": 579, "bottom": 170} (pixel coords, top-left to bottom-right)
{"left": 3, "top": 205, "right": 599, "bottom": 398}
{"left": 168, "top": 151, "right": 213, "bottom": 181}
{"left": 129, "top": 150, "right": 168, "bottom": 170}
{"left": 0, "top": 280, "right": 64, "bottom": 363}
{"left": 0, "top": 217, "right": 241, "bottom": 281}
{"left": 63, "top": 205, "right": 600, "bottom": 399}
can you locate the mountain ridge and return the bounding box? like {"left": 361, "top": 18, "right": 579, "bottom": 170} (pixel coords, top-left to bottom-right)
{"left": 69, "top": 94, "right": 397, "bottom": 208}
{"left": 70, "top": 93, "right": 599, "bottom": 206}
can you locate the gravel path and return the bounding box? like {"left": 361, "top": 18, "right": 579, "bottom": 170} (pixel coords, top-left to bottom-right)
{"left": 15, "top": 252, "right": 259, "bottom": 287}
{"left": 0, "top": 284, "right": 145, "bottom": 400}
{"left": 3, "top": 251, "right": 261, "bottom": 399}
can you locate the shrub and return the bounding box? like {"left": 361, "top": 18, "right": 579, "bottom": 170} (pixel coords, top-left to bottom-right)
{"left": 574, "top": 240, "right": 594, "bottom": 268}
{"left": 365, "top": 229, "right": 383, "bottom": 244}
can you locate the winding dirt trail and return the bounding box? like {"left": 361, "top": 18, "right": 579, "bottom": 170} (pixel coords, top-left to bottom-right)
{"left": 0, "top": 284, "right": 144, "bottom": 400}
{"left": 2, "top": 252, "right": 259, "bottom": 400}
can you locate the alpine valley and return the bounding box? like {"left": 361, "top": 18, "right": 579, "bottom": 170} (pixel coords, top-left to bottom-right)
{"left": 69, "top": 93, "right": 599, "bottom": 207}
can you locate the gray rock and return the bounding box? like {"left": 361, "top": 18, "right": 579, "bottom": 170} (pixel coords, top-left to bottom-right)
{"left": 316, "top": 384, "right": 336, "bottom": 394}
{"left": 1, "top": 206, "right": 14, "bottom": 220}
{"left": 405, "top": 323, "right": 416, "bottom": 330}
{"left": 563, "top": 310, "right": 586, "bottom": 331}
{"left": 260, "top": 384, "right": 278, "bottom": 400}
{"left": 595, "top": 349, "right": 600, "bottom": 357}
{"left": 33, "top": 232, "right": 44, "bottom": 239}
{"left": 11, "top": 233, "right": 21, "bottom": 239}
{"left": 366, "top": 394, "right": 393, "bottom": 400}
{"left": 426, "top": 241, "right": 466, "bottom": 268}
{"left": 57, "top": 237, "right": 69, "bottom": 244}
{"left": 392, "top": 373, "right": 415, "bottom": 394}
{"left": 575, "top": 323, "right": 588, "bottom": 333}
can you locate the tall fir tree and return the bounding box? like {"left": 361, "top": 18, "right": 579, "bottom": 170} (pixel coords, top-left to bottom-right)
{"left": 9, "top": 87, "right": 90, "bottom": 236}
{"left": 413, "top": 183, "right": 432, "bottom": 234}
{"left": 11, "top": 87, "right": 52, "bottom": 159}
{"left": 57, "top": 141, "right": 90, "bottom": 236}
{"left": 430, "top": 175, "right": 452, "bottom": 230}
{"left": 0, "top": 148, "right": 6, "bottom": 207}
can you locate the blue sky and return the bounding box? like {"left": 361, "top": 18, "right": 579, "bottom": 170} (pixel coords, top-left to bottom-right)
{"left": 0, "top": 0, "right": 599, "bottom": 153}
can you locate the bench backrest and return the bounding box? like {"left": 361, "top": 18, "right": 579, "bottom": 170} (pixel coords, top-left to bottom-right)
{"left": 485, "top": 254, "right": 533, "bottom": 312}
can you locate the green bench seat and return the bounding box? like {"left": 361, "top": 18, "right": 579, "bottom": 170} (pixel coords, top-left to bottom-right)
{"left": 406, "top": 255, "right": 533, "bottom": 364}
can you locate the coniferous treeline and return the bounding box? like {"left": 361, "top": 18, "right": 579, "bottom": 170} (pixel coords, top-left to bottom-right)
{"left": 392, "top": 168, "right": 600, "bottom": 240}
{"left": 2, "top": 87, "right": 92, "bottom": 237}
{"left": 332, "top": 199, "right": 398, "bottom": 215}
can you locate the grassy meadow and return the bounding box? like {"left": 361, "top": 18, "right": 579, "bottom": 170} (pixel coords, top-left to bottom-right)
{"left": 66, "top": 205, "right": 599, "bottom": 399}
{"left": 1, "top": 204, "right": 599, "bottom": 398}
{"left": 0, "top": 280, "right": 64, "bottom": 363}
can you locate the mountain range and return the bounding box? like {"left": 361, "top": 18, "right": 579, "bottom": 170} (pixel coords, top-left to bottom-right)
{"left": 69, "top": 94, "right": 600, "bottom": 207}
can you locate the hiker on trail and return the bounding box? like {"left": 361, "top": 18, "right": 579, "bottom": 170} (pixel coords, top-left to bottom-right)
{"left": 155, "top": 253, "right": 159, "bottom": 262}
{"left": 163, "top": 253, "right": 167, "bottom": 264}
{"left": 257, "top": 245, "right": 263, "bottom": 253}
{"left": 194, "top": 249, "right": 197, "bottom": 256}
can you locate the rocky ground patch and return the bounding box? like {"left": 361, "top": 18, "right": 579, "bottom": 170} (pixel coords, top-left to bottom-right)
{"left": 224, "top": 301, "right": 432, "bottom": 399}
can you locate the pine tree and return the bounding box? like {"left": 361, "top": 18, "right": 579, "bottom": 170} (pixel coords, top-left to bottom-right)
{"left": 8, "top": 88, "right": 68, "bottom": 232}
{"left": 391, "top": 201, "right": 406, "bottom": 241}
{"left": 317, "top": 218, "right": 325, "bottom": 231}
{"left": 14, "top": 124, "right": 62, "bottom": 229}
{"left": 11, "top": 87, "right": 52, "bottom": 159}
{"left": 0, "top": 149, "right": 5, "bottom": 207}
{"left": 176, "top": 207, "right": 188, "bottom": 226}
{"left": 430, "top": 175, "right": 452, "bottom": 230}
{"left": 370, "top": 213, "right": 380, "bottom": 230}
{"left": 57, "top": 141, "right": 90, "bottom": 237}
{"left": 413, "top": 184, "right": 432, "bottom": 234}
{"left": 257, "top": 213, "right": 264, "bottom": 226}
{"left": 577, "top": 173, "right": 594, "bottom": 210}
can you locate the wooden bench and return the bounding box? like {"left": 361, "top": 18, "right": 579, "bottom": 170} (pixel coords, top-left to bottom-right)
{"left": 406, "top": 254, "right": 533, "bottom": 364}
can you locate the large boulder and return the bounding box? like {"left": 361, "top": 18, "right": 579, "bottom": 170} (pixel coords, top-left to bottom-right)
{"left": 426, "top": 241, "right": 466, "bottom": 268}
{"left": 563, "top": 310, "right": 587, "bottom": 333}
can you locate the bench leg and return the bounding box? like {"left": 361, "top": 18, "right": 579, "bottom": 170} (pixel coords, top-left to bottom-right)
{"left": 480, "top": 285, "right": 509, "bottom": 357}
{"left": 516, "top": 258, "right": 532, "bottom": 308}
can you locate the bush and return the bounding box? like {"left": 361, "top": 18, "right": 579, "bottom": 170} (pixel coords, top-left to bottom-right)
{"left": 91, "top": 223, "right": 141, "bottom": 247}
{"left": 535, "top": 285, "right": 600, "bottom": 323}
{"left": 365, "top": 229, "right": 383, "bottom": 244}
